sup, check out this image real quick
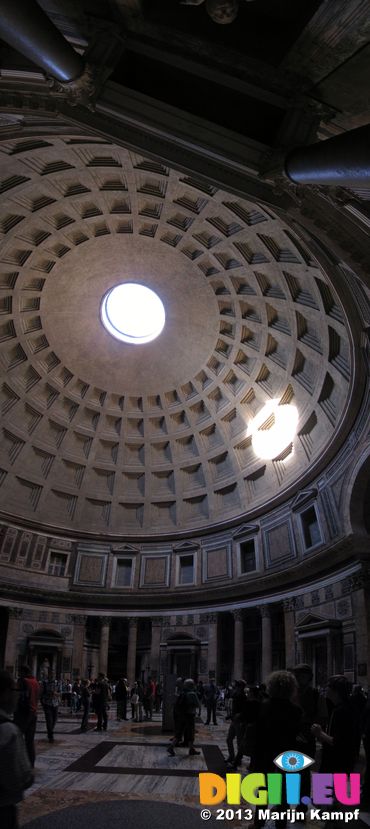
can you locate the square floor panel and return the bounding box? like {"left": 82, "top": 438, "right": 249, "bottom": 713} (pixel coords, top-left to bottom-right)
{"left": 65, "top": 741, "right": 226, "bottom": 778}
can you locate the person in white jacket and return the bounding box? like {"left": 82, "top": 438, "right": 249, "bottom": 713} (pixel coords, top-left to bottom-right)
{"left": 0, "top": 670, "right": 34, "bottom": 829}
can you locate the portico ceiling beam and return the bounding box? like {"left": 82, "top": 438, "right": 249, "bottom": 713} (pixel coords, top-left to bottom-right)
{"left": 0, "top": 0, "right": 84, "bottom": 83}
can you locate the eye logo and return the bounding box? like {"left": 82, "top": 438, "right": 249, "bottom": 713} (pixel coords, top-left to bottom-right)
{"left": 274, "top": 750, "right": 314, "bottom": 772}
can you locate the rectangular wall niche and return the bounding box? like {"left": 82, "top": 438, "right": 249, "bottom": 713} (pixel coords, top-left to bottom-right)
{"left": 74, "top": 551, "right": 108, "bottom": 586}
{"left": 141, "top": 555, "right": 169, "bottom": 587}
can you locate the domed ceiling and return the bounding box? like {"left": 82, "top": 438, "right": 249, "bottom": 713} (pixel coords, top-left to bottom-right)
{"left": 0, "top": 134, "right": 354, "bottom": 536}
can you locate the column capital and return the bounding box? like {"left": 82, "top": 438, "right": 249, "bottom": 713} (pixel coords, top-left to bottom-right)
{"left": 71, "top": 614, "right": 88, "bottom": 625}
{"left": 260, "top": 605, "right": 271, "bottom": 618}
{"left": 151, "top": 616, "right": 163, "bottom": 627}
{"left": 8, "top": 607, "right": 23, "bottom": 619}
{"left": 128, "top": 616, "right": 139, "bottom": 626}
{"left": 233, "top": 609, "right": 245, "bottom": 621}
{"left": 99, "top": 616, "right": 112, "bottom": 627}
{"left": 205, "top": 613, "right": 218, "bottom": 624}
{"left": 282, "top": 598, "right": 296, "bottom": 612}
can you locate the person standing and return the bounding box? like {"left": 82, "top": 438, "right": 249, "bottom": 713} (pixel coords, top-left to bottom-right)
{"left": 93, "top": 672, "right": 110, "bottom": 732}
{"left": 204, "top": 679, "right": 219, "bottom": 725}
{"left": 40, "top": 675, "right": 60, "bottom": 742}
{"left": 115, "top": 677, "right": 128, "bottom": 721}
{"left": 311, "top": 674, "right": 357, "bottom": 773}
{"left": 13, "top": 665, "right": 39, "bottom": 767}
{"left": 0, "top": 669, "right": 34, "bottom": 829}
{"left": 79, "top": 680, "right": 91, "bottom": 732}
{"left": 252, "top": 671, "right": 302, "bottom": 829}
{"left": 167, "top": 678, "right": 200, "bottom": 757}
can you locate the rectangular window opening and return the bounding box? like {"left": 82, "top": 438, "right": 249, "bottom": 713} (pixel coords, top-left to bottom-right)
{"left": 179, "top": 554, "right": 194, "bottom": 585}
{"left": 301, "top": 506, "right": 321, "bottom": 549}
{"left": 48, "top": 552, "right": 68, "bottom": 577}
{"left": 240, "top": 539, "right": 256, "bottom": 573}
{"left": 115, "top": 558, "right": 133, "bottom": 586}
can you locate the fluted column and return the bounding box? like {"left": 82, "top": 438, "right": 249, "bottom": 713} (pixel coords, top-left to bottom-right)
{"left": 150, "top": 617, "right": 162, "bottom": 680}
{"left": 260, "top": 606, "right": 273, "bottom": 682}
{"left": 4, "top": 608, "right": 23, "bottom": 675}
{"left": 283, "top": 599, "right": 296, "bottom": 669}
{"left": 233, "top": 610, "right": 244, "bottom": 681}
{"left": 207, "top": 613, "right": 219, "bottom": 680}
{"left": 98, "top": 616, "right": 111, "bottom": 676}
{"left": 72, "top": 615, "right": 87, "bottom": 678}
{"left": 126, "top": 617, "right": 138, "bottom": 684}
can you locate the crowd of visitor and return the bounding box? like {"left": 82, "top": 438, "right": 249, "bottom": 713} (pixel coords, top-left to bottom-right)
{"left": 1, "top": 662, "right": 370, "bottom": 829}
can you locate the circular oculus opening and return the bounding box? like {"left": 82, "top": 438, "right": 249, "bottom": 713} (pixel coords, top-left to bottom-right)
{"left": 101, "top": 283, "right": 165, "bottom": 344}
{"left": 247, "top": 400, "right": 299, "bottom": 460}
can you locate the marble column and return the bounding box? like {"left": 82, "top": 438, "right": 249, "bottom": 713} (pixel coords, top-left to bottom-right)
{"left": 233, "top": 610, "right": 244, "bottom": 680}
{"left": 98, "top": 616, "right": 111, "bottom": 676}
{"left": 4, "top": 608, "right": 23, "bottom": 675}
{"left": 126, "top": 617, "right": 138, "bottom": 684}
{"left": 207, "top": 613, "right": 218, "bottom": 680}
{"left": 260, "top": 606, "right": 273, "bottom": 682}
{"left": 149, "top": 617, "right": 162, "bottom": 680}
{"left": 72, "top": 615, "right": 87, "bottom": 678}
{"left": 283, "top": 599, "right": 296, "bottom": 669}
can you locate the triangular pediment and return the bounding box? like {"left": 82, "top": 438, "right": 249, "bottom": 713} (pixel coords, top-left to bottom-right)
{"left": 112, "top": 543, "right": 139, "bottom": 554}
{"left": 173, "top": 541, "right": 199, "bottom": 552}
{"left": 232, "top": 524, "right": 259, "bottom": 539}
{"left": 292, "top": 488, "right": 318, "bottom": 511}
{"left": 297, "top": 612, "right": 327, "bottom": 627}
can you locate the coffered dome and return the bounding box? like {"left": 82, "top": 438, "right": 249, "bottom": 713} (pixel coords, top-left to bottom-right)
{"left": 0, "top": 134, "right": 355, "bottom": 536}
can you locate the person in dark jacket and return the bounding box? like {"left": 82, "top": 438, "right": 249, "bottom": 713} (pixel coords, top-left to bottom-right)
{"left": 13, "top": 664, "right": 39, "bottom": 766}
{"left": 311, "top": 674, "right": 357, "bottom": 774}
{"left": 252, "top": 671, "right": 302, "bottom": 828}
{"left": 225, "top": 679, "right": 247, "bottom": 765}
{"left": 93, "top": 673, "right": 110, "bottom": 732}
{"left": 167, "top": 678, "right": 200, "bottom": 757}
{"left": 230, "top": 685, "right": 261, "bottom": 770}
{"left": 79, "top": 679, "right": 91, "bottom": 732}
{"left": 40, "top": 676, "right": 60, "bottom": 743}
{"left": 204, "top": 680, "right": 219, "bottom": 725}
{"left": 115, "top": 677, "right": 128, "bottom": 721}
{"left": 0, "top": 670, "right": 34, "bottom": 829}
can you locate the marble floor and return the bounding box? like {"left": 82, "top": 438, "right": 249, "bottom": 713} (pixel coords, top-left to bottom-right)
{"left": 18, "top": 705, "right": 370, "bottom": 829}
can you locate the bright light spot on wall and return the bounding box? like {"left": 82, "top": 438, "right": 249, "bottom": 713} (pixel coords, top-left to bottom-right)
{"left": 101, "top": 283, "right": 165, "bottom": 344}
{"left": 247, "top": 399, "right": 298, "bottom": 460}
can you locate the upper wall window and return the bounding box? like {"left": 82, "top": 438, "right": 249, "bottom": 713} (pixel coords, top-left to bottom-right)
{"left": 48, "top": 552, "right": 68, "bottom": 576}
{"left": 115, "top": 558, "right": 133, "bottom": 587}
{"left": 240, "top": 539, "right": 256, "bottom": 574}
{"left": 301, "top": 506, "right": 321, "bottom": 549}
{"left": 179, "top": 554, "right": 194, "bottom": 585}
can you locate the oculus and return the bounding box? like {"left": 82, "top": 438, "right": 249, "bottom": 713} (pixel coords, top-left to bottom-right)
{"left": 101, "top": 282, "right": 165, "bottom": 344}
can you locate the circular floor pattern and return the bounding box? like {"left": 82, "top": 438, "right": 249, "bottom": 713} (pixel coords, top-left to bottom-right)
{"left": 22, "top": 799, "right": 219, "bottom": 829}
